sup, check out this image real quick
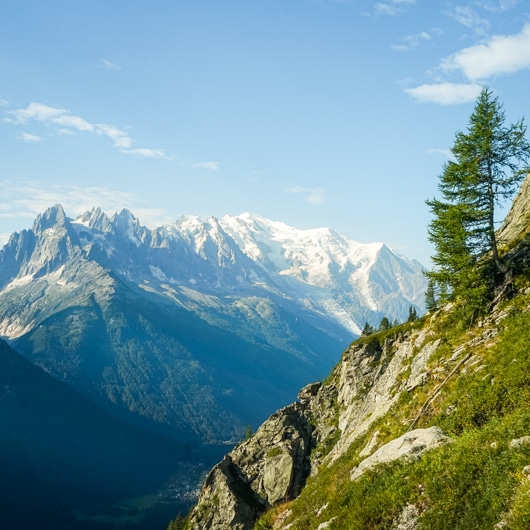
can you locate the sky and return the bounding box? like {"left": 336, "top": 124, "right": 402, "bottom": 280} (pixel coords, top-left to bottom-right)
{"left": 1, "top": 0, "right": 530, "bottom": 266}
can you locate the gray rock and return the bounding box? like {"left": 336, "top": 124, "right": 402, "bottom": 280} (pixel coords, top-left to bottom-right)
{"left": 328, "top": 331, "right": 440, "bottom": 465}
{"left": 359, "top": 430, "right": 380, "bottom": 458}
{"left": 317, "top": 518, "right": 337, "bottom": 529}
{"left": 298, "top": 382, "right": 322, "bottom": 403}
{"left": 509, "top": 436, "right": 530, "bottom": 450}
{"left": 351, "top": 427, "right": 451, "bottom": 481}
{"left": 188, "top": 402, "right": 314, "bottom": 529}
{"left": 392, "top": 504, "right": 420, "bottom": 530}
{"left": 496, "top": 173, "right": 530, "bottom": 245}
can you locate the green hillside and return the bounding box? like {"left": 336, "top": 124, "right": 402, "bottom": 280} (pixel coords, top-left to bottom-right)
{"left": 256, "top": 270, "right": 530, "bottom": 529}
{"left": 175, "top": 88, "right": 530, "bottom": 530}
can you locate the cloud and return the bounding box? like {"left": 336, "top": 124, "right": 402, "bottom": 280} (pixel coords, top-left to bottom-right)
{"left": 193, "top": 161, "right": 221, "bottom": 171}
{"left": 426, "top": 148, "right": 456, "bottom": 161}
{"left": 121, "top": 148, "right": 173, "bottom": 160}
{"left": 8, "top": 102, "right": 65, "bottom": 124}
{"left": 446, "top": 6, "right": 490, "bottom": 34}
{"left": 288, "top": 186, "right": 326, "bottom": 205}
{"left": 476, "top": 0, "right": 519, "bottom": 12}
{"left": 0, "top": 181, "right": 175, "bottom": 238}
{"left": 0, "top": 98, "right": 8, "bottom": 107}
{"left": 19, "top": 132, "right": 42, "bottom": 143}
{"left": 375, "top": 0, "right": 415, "bottom": 16}
{"left": 99, "top": 59, "right": 122, "bottom": 71}
{"left": 391, "top": 31, "right": 431, "bottom": 51}
{"left": 95, "top": 123, "right": 133, "bottom": 148}
{"left": 405, "top": 83, "right": 483, "bottom": 104}
{"left": 52, "top": 113, "right": 94, "bottom": 132}
{"left": 441, "top": 23, "right": 530, "bottom": 80}
{"left": 5, "top": 102, "right": 171, "bottom": 159}
{"left": 405, "top": 23, "right": 530, "bottom": 104}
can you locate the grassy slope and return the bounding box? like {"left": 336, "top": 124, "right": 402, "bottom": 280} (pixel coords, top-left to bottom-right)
{"left": 255, "top": 266, "right": 530, "bottom": 528}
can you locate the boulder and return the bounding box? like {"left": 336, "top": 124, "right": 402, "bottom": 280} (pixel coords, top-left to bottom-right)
{"left": 351, "top": 427, "right": 451, "bottom": 481}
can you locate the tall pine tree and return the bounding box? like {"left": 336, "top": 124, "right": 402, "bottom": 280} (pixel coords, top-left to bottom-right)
{"left": 427, "top": 87, "right": 530, "bottom": 310}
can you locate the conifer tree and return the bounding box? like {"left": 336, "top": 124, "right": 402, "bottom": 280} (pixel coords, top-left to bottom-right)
{"left": 425, "top": 277, "right": 438, "bottom": 313}
{"left": 426, "top": 87, "right": 530, "bottom": 308}
{"left": 379, "top": 316, "right": 391, "bottom": 331}
{"left": 361, "top": 322, "right": 374, "bottom": 336}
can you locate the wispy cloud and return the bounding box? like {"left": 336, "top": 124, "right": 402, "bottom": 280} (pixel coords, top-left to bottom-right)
{"left": 476, "top": 0, "right": 519, "bottom": 12}
{"left": 99, "top": 59, "right": 122, "bottom": 71}
{"left": 287, "top": 185, "right": 326, "bottom": 205}
{"left": 0, "top": 98, "right": 8, "bottom": 107}
{"left": 193, "top": 161, "right": 221, "bottom": 171}
{"left": 122, "top": 148, "right": 170, "bottom": 159}
{"left": 19, "top": 132, "right": 42, "bottom": 143}
{"left": 441, "top": 22, "right": 530, "bottom": 80}
{"left": 446, "top": 6, "right": 490, "bottom": 34}
{"left": 391, "top": 31, "right": 431, "bottom": 51}
{"left": 375, "top": 0, "right": 415, "bottom": 16}
{"left": 0, "top": 181, "right": 175, "bottom": 240}
{"left": 426, "top": 148, "right": 456, "bottom": 161}
{"left": 5, "top": 102, "right": 172, "bottom": 159}
{"left": 405, "top": 83, "right": 482, "bottom": 105}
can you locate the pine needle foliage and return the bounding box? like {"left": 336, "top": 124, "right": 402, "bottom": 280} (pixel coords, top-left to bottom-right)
{"left": 426, "top": 87, "right": 530, "bottom": 316}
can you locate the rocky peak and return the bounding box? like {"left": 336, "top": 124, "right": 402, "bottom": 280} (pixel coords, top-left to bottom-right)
{"left": 75, "top": 207, "right": 113, "bottom": 232}
{"left": 110, "top": 208, "right": 151, "bottom": 247}
{"left": 8, "top": 204, "right": 81, "bottom": 279}
{"left": 32, "top": 203, "right": 68, "bottom": 234}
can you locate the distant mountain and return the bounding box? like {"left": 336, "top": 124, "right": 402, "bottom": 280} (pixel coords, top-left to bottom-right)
{"left": 0, "top": 205, "right": 426, "bottom": 444}
{"left": 218, "top": 212, "right": 426, "bottom": 334}
{"left": 0, "top": 338, "right": 186, "bottom": 529}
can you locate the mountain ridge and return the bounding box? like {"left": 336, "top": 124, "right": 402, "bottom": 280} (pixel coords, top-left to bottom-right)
{"left": 0, "top": 206, "right": 426, "bottom": 445}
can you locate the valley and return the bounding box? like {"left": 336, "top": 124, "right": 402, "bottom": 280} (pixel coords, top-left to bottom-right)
{"left": 0, "top": 206, "right": 425, "bottom": 528}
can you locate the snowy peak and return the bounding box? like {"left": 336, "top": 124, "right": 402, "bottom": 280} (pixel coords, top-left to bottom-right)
{"left": 220, "top": 212, "right": 384, "bottom": 286}
{"left": 217, "top": 213, "right": 426, "bottom": 333}
{"left": 173, "top": 214, "right": 240, "bottom": 267}
{"left": 74, "top": 207, "right": 113, "bottom": 232}
{"left": 1, "top": 206, "right": 427, "bottom": 334}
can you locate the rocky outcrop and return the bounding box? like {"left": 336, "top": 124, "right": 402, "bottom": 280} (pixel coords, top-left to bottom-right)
{"left": 187, "top": 400, "right": 315, "bottom": 529}
{"left": 350, "top": 426, "right": 451, "bottom": 481}
{"left": 497, "top": 173, "right": 530, "bottom": 246}
{"left": 326, "top": 328, "right": 439, "bottom": 465}
{"left": 187, "top": 327, "right": 444, "bottom": 529}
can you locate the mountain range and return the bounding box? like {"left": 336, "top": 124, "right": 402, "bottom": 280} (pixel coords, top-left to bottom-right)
{"left": 0, "top": 205, "right": 427, "bottom": 528}
{"left": 0, "top": 205, "right": 426, "bottom": 444}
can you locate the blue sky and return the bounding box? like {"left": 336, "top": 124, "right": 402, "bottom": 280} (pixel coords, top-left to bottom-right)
{"left": 1, "top": 0, "right": 529, "bottom": 265}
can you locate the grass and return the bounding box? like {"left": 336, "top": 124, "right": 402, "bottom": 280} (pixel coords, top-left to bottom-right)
{"left": 254, "top": 280, "right": 530, "bottom": 529}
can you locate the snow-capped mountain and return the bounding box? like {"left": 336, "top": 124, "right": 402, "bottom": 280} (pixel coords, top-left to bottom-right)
{"left": 219, "top": 212, "right": 426, "bottom": 334}
{"left": 0, "top": 205, "right": 426, "bottom": 443}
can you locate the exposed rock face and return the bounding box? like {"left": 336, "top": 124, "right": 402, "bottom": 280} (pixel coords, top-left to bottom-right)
{"left": 350, "top": 426, "right": 451, "bottom": 481}
{"left": 188, "top": 328, "right": 443, "bottom": 529}
{"left": 187, "top": 400, "right": 315, "bottom": 529}
{"left": 392, "top": 504, "right": 421, "bottom": 530}
{"left": 326, "top": 329, "right": 439, "bottom": 465}
{"left": 497, "top": 173, "right": 530, "bottom": 245}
